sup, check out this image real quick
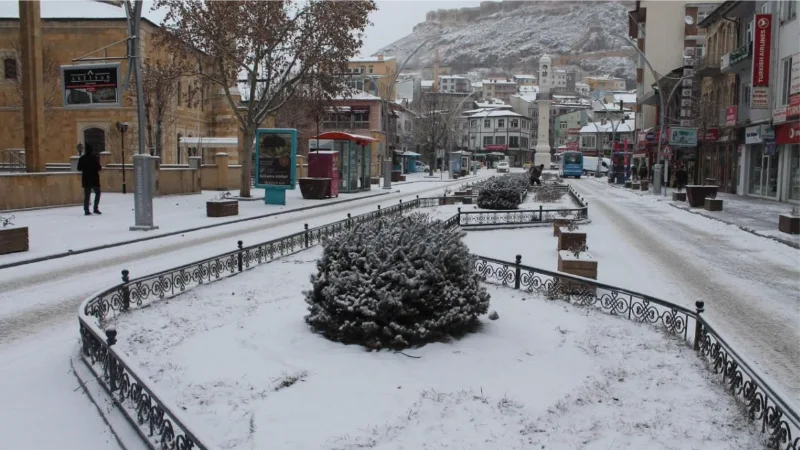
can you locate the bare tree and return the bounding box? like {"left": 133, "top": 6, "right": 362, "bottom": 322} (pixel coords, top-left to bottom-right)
{"left": 153, "top": 0, "right": 376, "bottom": 197}
{"left": 139, "top": 58, "right": 188, "bottom": 157}
{"left": 274, "top": 82, "right": 333, "bottom": 156}
{"left": 10, "top": 41, "right": 61, "bottom": 109}
{"left": 412, "top": 92, "right": 450, "bottom": 175}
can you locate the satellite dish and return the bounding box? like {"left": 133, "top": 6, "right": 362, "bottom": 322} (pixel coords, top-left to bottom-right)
{"left": 684, "top": 15, "right": 694, "bottom": 25}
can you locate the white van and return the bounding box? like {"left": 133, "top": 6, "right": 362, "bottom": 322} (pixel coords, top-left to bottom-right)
{"left": 583, "top": 156, "right": 610, "bottom": 175}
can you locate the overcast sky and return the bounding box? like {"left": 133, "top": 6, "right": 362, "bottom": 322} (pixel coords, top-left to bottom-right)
{"left": 360, "top": 1, "right": 480, "bottom": 56}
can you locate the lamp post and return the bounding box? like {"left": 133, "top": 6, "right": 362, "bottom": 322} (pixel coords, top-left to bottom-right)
{"left": 116, "top": 121, "right": 129, "bottom": 194}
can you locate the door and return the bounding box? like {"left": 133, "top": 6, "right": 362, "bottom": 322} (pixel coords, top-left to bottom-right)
{"left": 83, "top": 127, "right": 106, "bottom": 155}
{"left": 748, "top": 146, "right": 779, "bottom": 198}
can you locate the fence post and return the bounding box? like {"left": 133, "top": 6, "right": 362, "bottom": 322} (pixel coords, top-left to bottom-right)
{"left": 415, "top": 194, "right": 420, "bottom": 208}
{"left": 399, "top": 198, "right": 403, "bottom": 214}
{"left": 304, "top": 224, "right": 309, "bottom": 248}
{"left": 457, "top": 207, "right": 461, "bottom": 225}
{"left": 514, "top": 254, "right": 522, "bottom": 289}
{"left": 237, "top": 240, "right": 243, "bottom": 272}
{"left": 377, "top": 204, "right": 381, "bottom": 218}
{"left": 105, "top": 327, "right": 118, "bottom": 392}
{"left": 539, "top": 205, "right": 543, "bottom": 222}
{"left": 347, "top": 213, "right": 352, "bottom": 230}
{"left": 693, "top": 301, "right": 705, "bottom": 351}
{"left": 121, "top": 270, "right": 130, "bottom": 310}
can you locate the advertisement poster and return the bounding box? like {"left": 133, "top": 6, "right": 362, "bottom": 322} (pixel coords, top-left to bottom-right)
{"left": 751, "top": 86, "right": 769, "bottom": 109}
{"left": 62, "top": 63, "right": 120, "bottom": 107}
{"left": 255, "top": 129, "right": 297, "bottom": 188}
{"left": 752, "top": 14, "right": 772, "bottom": 88}
{"left": 668, "top": 127, "right": 697, "bottom": 147}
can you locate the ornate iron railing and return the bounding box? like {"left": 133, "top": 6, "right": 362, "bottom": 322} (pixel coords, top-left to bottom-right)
{"left": 472, "top": 254, "right": 800, "bottom": 450}
{"left": 457, "top": 206, "right": 588, "bottom": 227}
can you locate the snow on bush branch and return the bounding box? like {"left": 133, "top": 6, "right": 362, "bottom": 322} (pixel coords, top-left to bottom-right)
{"left": 476, "top": 173, "right": 529, "bottom": 210}
{"left": 304, "top": 212, "right": 490, "bottom": 350}
{"left": 1, "top": 215, "right": 15, "bottom": 228}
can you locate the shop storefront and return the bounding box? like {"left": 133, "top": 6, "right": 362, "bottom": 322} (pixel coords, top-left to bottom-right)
{"left": 742, "top": 124, "right": 777, "bottom": 199}
{"left": 775, "top": 121, "right": 800, "bottom": 203}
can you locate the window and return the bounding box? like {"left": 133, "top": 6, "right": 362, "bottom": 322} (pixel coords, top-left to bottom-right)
{"left": 495, "top": 136, "right": 506, "bottom": 145}
{"left": 470, "top": 119, "right": 477, "bottom": 129}
{"left": 780, "top": 0, "right": 797, "bottom": 21}
{"left": 83, "top": 128, "right": 106, "bottom": 155}
{"left": 696, "top": 43, "right": 705, "bottom": 58}
{"left": 177, "top": 80, "right": 182, "bottom": 105}
{"left": 509, "top": 136, "right": 519, "bottom": 148}
{"left": 368, "top": 65, "right": 374, "bottom": 74}
{"left": 581, "top": 135, "right": 596, "bottom": 148}
{"left": 742, "top": 82, "right": 751, "bottom": 107}
{"left": 521, "top": 137, "right": 528, "bottom": 148}
{"left": 498, "top": 119, "right": 505, "bottom": 128}
{"left": 781, "top": 56, "right": 793, "bottom": 105}
{"left": 559, "top": 122, "right": 567, "bottom": 129}
{"left": 558, "top": 138, "right": 565, "bottom": 146}
{"left": 510, "top": 118, "right": 519, "bottom": 128}
{"left": 483, "top": 136, "right": 493, "bottom": 146}
{"left": 3, "top": 57, "right": 17, "bottom": 80}
{"left": 360, "top": 66, "right": 366, "bottom": 74}
{"left": 744, "top": 20, "right": 753, "bottom": 48}
{"left": 346, "top": 79, "right": 364, "bottom": 91}
{"left": 484, "top": 119, "right": 490, "bottom": 128}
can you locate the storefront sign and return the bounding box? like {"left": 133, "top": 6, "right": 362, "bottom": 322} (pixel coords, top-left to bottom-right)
{"left": 790, "top": 94, "right": 800, "bottom": 115}
{"left": 61, "top": 63, "right": 121, "bottom": 107}
{"left": 751, "top": 86, "right": 769, "bottom": 109}
{"left": 729, "top": 44, "right": 751, "bottom": 66}
{"left": 752, "top": 14, "right": 772, "bottom": 87}
{"left": 775, "top": 122, "right": 800, "bottom": 145}
{"left": 745, "top": 124, "right": 775, "bottom": 144}
{"left": 566, "top": 141, "right": 579, "bottom": 150}
{"left": 484, "top": 145, "right": 508, "bottom": 151}
{"left": 791, "top": 53, "right": 800, "bottom": 96}
{"left": 668, "top": 127, "right": 697, "bottom": 147}
{"left": 699, "top": 129, "right": 719, "bottom": 142}
{"left": 725, "top": 106, "right": 738, "bottom": 126}
{"left": 773, "top": 107, "right": 787, "bottom": 124}
{"left": 567, "top": 128, "right": 580, "bottom": 136}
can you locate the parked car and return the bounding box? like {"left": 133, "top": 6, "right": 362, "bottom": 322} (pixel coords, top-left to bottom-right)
{"left": 414, "top": 160, "right": 430, "bottom": 172}
{"left": 471, "top": 161, "right": 481, "bottom": 171}
{"left": 497, "top": 161, "right": 510, "bottom": 173}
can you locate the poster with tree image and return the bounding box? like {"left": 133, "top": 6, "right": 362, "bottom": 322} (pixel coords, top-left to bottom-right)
{"left": 257, "top": 133, "right": 293, "bottom": 186}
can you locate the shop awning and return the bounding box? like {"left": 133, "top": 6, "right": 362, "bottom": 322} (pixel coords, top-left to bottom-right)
{"left": 310, "top": 132, "right": 378, "bottom": 145}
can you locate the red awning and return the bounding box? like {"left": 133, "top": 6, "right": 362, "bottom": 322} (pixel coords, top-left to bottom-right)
{"left": 310, "top": 132, "right": 378, "bottom": 145}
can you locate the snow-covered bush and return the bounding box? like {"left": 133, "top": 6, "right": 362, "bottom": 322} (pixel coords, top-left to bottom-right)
{"left": 533, "top": 186, "right": 566, "bottom": 203}
{"left": 476, "top": 174, "right": 528, "bottom": 209}
{"left": 304, "top": 213, "right": 490, "bottom": 350}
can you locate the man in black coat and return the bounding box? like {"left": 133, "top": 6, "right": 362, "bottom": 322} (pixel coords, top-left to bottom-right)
{"left": 77, "top": 144, "right": 102, "bottom": 215}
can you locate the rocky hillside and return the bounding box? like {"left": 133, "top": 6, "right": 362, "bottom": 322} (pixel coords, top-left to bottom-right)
{"left": 375, "top": 1, "right": 636, "bottom": 82}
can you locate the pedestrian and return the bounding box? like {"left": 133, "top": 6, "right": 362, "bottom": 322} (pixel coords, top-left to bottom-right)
{"left": 77, "top": 144, "right": 102, "bottom": 215}
{"left": 638, "top": 164, "right": 648, "bottom": 182}
{"left": 530, "top": 163, "right": 543, "bottom": 186}
{"left": 676, "top": 164, "right": 689, "bottom": 191}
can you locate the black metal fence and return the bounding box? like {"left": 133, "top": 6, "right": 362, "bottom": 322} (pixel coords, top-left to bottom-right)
{"left": 473, "top": 254, "right": 800, "bottom": 450}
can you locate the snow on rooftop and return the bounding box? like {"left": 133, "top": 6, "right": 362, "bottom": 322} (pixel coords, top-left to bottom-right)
{"left": 334, "top": 90, "right": 382, "bottom": 101}
{"left": 468, "top": 109, "right": 524, "bottom": 118}
{"left": 351, "top": 55, "right": 396, "bottom": 63}
{"left": 579, "top": 119, "right": 636, "bottom": 133}
{"left": 421, "top": 80, "right": 434, "bottom": 87}
{"left": 482, "top": 79, "right": 516, "bottom": 85}
{"left": 0, "top": 0, "right": 166, "bottom": 23}
{"left": 614, "top": 93, "right": 637, "bottom": 104}
{"left": 513, "top": 74, "right": 537, "bottom": 79}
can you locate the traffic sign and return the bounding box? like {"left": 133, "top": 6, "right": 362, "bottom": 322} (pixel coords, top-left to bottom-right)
{"left": 645, "top": 131, "right": 655, "bottom": 142}
{"left": 663, "top": 146, "right": 672, "bottom": 158}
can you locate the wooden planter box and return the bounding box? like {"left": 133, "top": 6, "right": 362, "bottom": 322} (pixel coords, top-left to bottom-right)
{"left": 553, "top": 219, "right": 572, "bottom": 237}
{"left": 632, "top": 182, "right": 641, "bottom": 190}
{"left": 391, "top": 171, "right": 403, "bottom": 182}
{"left": 466, "top": 189, "right": 473, "bottom": 196}
{"left": 0, "top": 226, "right": 29, "bottom": 255}
{"left": 299, "top": 177, "right": 331, "bottom": 199}
{"left": 640, "top": 180, "right": 649, "bottom": 191}
{"left": 463, "top": 197, "right": 473, "bottom": 205}
{"left": 371, "top": 177, "right": 380, "bottom": 185}
{"left": 704, "top": 198, "right": 723, "bottom": 211}
{"left": 625, "top": 181, "right": 632, "bottom": 188}
{"left": 206, "top": 200, "right": 239, "bottom": 217}
{"left": 778, "top": 215, "right": 800, "bottom": 234}
{"left": 399, "top": 175, "right": 407, "bottom": 182}
{"left": 557, "top": 251, "right": 597, "bottom": 295}
{"left": 672, "top": 192, "right": 686, "bottom": 202}
{"left": 686, "top": 185, "right": 718, "bottom": 207}
{"left": 557, "top": 229, "right": 587, "bottom": 251}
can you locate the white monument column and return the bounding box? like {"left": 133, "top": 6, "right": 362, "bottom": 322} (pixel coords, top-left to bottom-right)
{"left": 534, "top": 54, "right": 553, "bottom": 167}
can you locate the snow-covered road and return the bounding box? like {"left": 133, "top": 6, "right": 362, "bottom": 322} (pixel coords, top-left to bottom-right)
{"left": 0, "top": 177, "right": 483, "bottom": 448}
{"left": 569, "top": 179, "right": 800, "bottom": 409}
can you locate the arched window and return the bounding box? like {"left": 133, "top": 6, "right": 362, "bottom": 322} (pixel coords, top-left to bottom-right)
{"left": 83, "top": 128, "right": 106, "bottom": 154}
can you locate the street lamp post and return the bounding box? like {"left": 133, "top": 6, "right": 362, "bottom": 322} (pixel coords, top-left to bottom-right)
{"left": 116, "top": 121, "right": 129, "bottom": 194}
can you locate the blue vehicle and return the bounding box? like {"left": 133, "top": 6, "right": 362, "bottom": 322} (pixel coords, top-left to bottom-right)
{"left": 559, "top": 151, "right": 583, "bottom": 178}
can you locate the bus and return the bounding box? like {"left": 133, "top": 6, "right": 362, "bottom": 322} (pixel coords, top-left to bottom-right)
{"left": 559, "top": 151, "right": 583, "bottom": 178}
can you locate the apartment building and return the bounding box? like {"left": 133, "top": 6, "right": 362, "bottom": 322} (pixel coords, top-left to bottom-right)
{"left": 513, "top": 74, "right": 537, "bottom": 86}
{"left": 482, "top": 79, "right": 518, "bottom": 103}
{"left": 464, "top": 110, "right": 533, "bottom": 165}
{"left": 439, "top": 75, "right": 472, "bottom": 93}
{"left": 345, "top": 55, "right": 398, "bottom": 100}
{"left": 583, "top": 75, "right": 627, "bottom": 92}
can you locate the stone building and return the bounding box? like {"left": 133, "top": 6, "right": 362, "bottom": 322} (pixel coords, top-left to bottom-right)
{"left": 0, "top": 1, "right": 242, "bottom": 167}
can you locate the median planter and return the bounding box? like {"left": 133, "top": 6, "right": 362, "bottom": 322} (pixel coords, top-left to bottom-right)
{"left": 672, "top": 192, "right": 686, "bottom": 202}
{"left": 557, "top": 250, "right": 597, "bottom": 295}
{"left": 778, "top": 214, "right": 800, "bottom": 234}
{"left": 0, "top": 226, "right": 29, "bottom": 255}
{"left": 557, "top": 228, "right": 587, "bottom": 251}
{"left": 632, "top": 182, "right": 641, "bottom": 190}
{"left": 704, "top": 198, "right": 723, "bottom": 211}
{"left": 391, "top": 171, "right": 403, "bottom": 182}
{"left": 685, "top": 185, "right": 718, "bottom": 207}
{"left": 371, "top": 177, "right": 379, "bottom": 185}
{"left": 640, "top": 180, "right": 649, "bottom": 191}
{"left": 553, "top": 219, "right": 572, "bottom": 237}
{"left": 206, "top": 199, "right": 239, "bottom": 217}
{"left": 625, "top": 181, "right": 632, "bottom": 188}
{"left": 298, "top": 177, "right": 331, "bottom": 199}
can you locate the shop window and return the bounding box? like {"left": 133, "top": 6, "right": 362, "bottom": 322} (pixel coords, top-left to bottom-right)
{"left": 483, "top": 136, "right": 493, "bottom": 146}
{"left": 781, "top": 57, "right": 793, "bottom": 105}
{"left": 789, "top": 146, "right": 800, "bottom": 201}
{"left": 3, "top": 57, "right": 16, "bottom": 80}
{"left": 495, "top": 136, "right": 506, "bottom": 145}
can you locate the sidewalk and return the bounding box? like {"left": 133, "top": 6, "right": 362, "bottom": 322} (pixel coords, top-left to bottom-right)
{"left": 0, "top": 173, "right": 486, "bottom": 268}
{"left": 590, "top": 177, "right": 800, "bottom": 249}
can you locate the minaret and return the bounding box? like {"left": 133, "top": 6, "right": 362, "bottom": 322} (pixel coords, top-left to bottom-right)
{"left": 534, "top": 54, "right": 552, "bottom": 167}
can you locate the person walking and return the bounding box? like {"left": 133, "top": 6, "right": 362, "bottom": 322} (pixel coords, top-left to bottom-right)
{"left": 77, "top": 144, "right": 102, "bottom": 215}
{"left": 675, "top": 163, "right": 689, "bottom": 191}
{"left": 530, "top": 163, "right": 543, "bottom": 186}
{"left": 638, "top": 164, "right": 648, "bottom": 183}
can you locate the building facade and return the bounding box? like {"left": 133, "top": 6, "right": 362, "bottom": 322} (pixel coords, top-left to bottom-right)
{"left": 465, "top": 110, "right": 532, "bottom": 165}
{"left": 439, "top": 75, "right": 472, "bottom": 93}
{"left": 0, "top": 7, "right": 241, "bottom": 166}
{"left": 481, "top": 79, "right": 517, "bottom": 103}
{"left": 320, "top": 92, "right": 387, "bottom": 177}
{"left": 345, "top": 55, "right": 398, "bottom": 101}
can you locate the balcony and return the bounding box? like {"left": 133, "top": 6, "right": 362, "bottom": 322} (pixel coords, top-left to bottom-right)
{"left": 720, "top": 44, "right": 752, "bottom": 73}
{"left": 695, "top": 56, "right": 721, "bottom": 77}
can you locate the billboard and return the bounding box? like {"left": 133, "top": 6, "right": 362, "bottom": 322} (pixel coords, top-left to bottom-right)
{"left": 61, "top": 63, "right": 121, "bottom": 107}
{"left": 254, "top": 129, "right": 297, "bottom": 189}
{"left": 752, "top": 14, "right": 772, "bottom": 88}
{"left": 668, "top": 127, "right": 697, "bottom": 147}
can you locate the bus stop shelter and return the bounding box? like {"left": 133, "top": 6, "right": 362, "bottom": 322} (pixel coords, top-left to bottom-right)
{"left": 309, "top": 132, "right": 376, "bottom": 193}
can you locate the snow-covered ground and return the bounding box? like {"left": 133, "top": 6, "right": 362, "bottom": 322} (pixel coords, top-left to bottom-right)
{"left": 569, "top": 179, "right": 800, "bottom": 409}
{"left": 0, "top": 175, "right": 490, "bottom": 449}
{"left": 0, "top": 171, "right": 473, "bottom": 266}
{"left": 424, "top": 187, "right": 581, "bottom": 222}
{"left": 112, "top": 247, "right": 764, "bottom": 450}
